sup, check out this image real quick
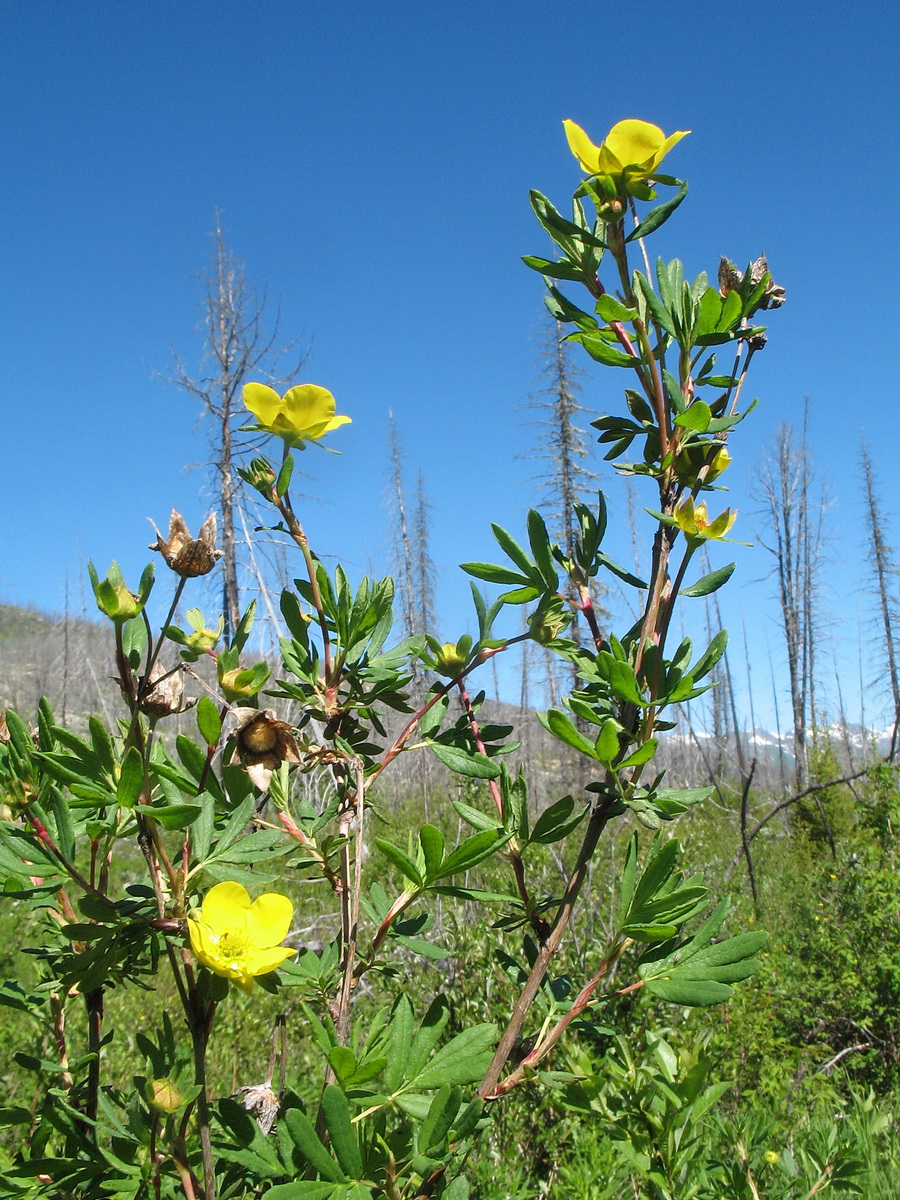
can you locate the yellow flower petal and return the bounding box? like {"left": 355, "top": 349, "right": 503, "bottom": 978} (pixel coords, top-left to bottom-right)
{"left": 232, "top": 970, "right": 256, "bottom": 993}
{"left": 563, "top": 119, "right": 602, "bottom": 174}
{"left": 321, "top": 414, "right": 352, "bottom": 434}
{"left": 246, "top": 945, "right": 298, "bottom": 976}
{"left": 243, "top": 383, "right": 284, "bottom": 426}
{"left": 564, "top": 118, "right": 689, "bottom": 183}
{"left": 187, "top": 917, "right": 212, "bottom": 963}
{"left": 282, "top": 384, "right": 336, "bottom": 433}
{"left": 605, "top": 119, "right": 668, "bottom": 169}
{"left": 654, "top": 129, "right": 689, "bottom": 169}
{"left": 201, "top": 880, "right": 251, "bottom": 931}
{"left": 247, "top": 892, "right": 293, "bottom": 948}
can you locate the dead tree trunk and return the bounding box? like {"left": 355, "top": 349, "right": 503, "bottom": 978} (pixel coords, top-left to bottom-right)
{"left": 860, "top": 439, "right": 900, "bottom": 755}
{"left": 169, "top": 213, "right": 306, "bottom": 642}
{"left": 756, "top": 414, "right": 826, "bottom": 791}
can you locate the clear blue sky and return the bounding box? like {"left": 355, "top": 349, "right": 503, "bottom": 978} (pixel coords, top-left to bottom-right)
{"left": 3, "top": 1, "right": 898, "bottom": 729}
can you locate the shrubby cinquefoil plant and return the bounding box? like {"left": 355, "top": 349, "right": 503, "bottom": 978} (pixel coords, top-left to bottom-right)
{"left": 0, "top": 117, "right": 781, "bottom": 1199}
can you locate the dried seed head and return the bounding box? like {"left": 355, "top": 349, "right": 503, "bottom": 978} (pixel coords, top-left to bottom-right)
{"left": 149, "top": 511, "right": 223, "bottom": 578}
{"left": 234, "top": 1082, "right": 279, "bottom": 1135}
{"left": 140, "top": 665, "right": 189, "bottom": 718}
{"left": 718, "top": 256, "right": 744, "bottom": 296}
{"left": 719, "top": 254, "right": 785, "bottom": 312}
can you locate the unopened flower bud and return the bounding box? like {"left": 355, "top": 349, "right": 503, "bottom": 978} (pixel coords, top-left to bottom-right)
{"left": 239, "top": 457, "right": 278, "bottom": 497}
{"left": 88, "top": 561, "right": 153, "bottom": 624}
{"left": 146, "top": 1077, "right": 183, "bottom": 1113}
{"left": 3, "top": 777, "right": 36, "bottom": 813}
{"left": 433, "top": 642, "right": 470, "bottom": 677}
{"left": 675, "top": 445, "right": 731, "bottom": 487}
{"left": 528, "top": 595, "right": 571, "bottom": 645}
{"left": 218, "top": 661, "right": 269, "bottom": 704}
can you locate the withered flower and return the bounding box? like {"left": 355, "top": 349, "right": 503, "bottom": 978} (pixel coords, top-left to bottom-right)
{"left": 235, "top": 1082, "right": 280, "bottom": 1135}
{"left": 139, "top": 665, "right": 192, "bottom": 719}
{"left": 718, "top": 254, "right": 786, "bottom": 312}
{"left": 233, "top": 710, "right": 302, "bottom": 791}
{"left": 149, "top": 511, "right": 222, "bottom": 578}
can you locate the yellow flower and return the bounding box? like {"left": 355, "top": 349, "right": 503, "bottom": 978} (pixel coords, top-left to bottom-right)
{"left": 563, "top": 118, "right": 688, "bottom": 189}
{"left": 763, "top": 1150, "right": 779, "bottom": 1166}
{"left": 673, "top": 496, "right": 737, "bottom": 545}
{"left": 243, "top": 382, "right": 351, "bottom": 447}
{"left": 187, "top": 881, "right": 296, "bottom": 992}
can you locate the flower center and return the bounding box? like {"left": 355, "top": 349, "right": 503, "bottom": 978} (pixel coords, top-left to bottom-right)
{"left": 210, "top": 929, "right": 249, "bottom": 971}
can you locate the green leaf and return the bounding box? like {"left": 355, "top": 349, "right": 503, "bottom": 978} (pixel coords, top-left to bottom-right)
{"left": 459, "top": 561, "right": 530, "bottom": 587}
{"left": 530, "top": 190, "right": 606, "bottom": 250}
{"left": 452, "top": 800, "right": 502, "bottom": 833}
{"left": 639, "top": 899, "right": 768, "bottom": 1005}
{"left": 191, "top": 792, "right": 215, "bottom": 863}
{"left": 430, "top": 743, "right": 501, "bottom": 780}
{"left": 521, "top": 255, "right": 585, "bottom": 282}
{"left": 276, "top": 454, "right": 294, "bottom": 497}
{"left": 393, "top": 935, "right": 450, "bottom": 960}
{"left": 626, "top": 180, "right": 688, "bottom": 242}
{"left": 674, "top": 401, "right": 711, "bottom": 433}
{"left": 282, "top": 1109, "right": 346, "bottom": 1183}
{"left": 444, "top": 1178, "right": 471, "bottom": 1200}
{"left": 320, "top": 1085, "right": 362, "bottom": 1179}
{"left": 87, "top": 717, "right": 115, "bottom": 775}
{"left": 617, "top": 738, "right": 658, "bottom": 769}
{"left": 635, "top": 272, "right": 676, "bottom": 338}
{"left": 680, "top": 563, "right": 735, "bottom": 598}
{"left": 420, "top": 1084, "right": 460, "bottom": 1156}
{"left": 526, "top": 509, "right": 558, "bottom": 588}
{"left": 196, "top": 697, "right": 222, "bottom": 747}
{"left": 598, "top": 656, "right": 647, "bottom": 706}
{"left": 594, "top": 720, "right": 620, "bottom": 765}
{"left": 498, "top": 584, "right": 541, "bottom": 605}
{"left": 116, "top": 746, "right": 144, "bottom": 808}
{"left": 595, "top": 293, "right": 637, "bottom": 323}
{"left": 208, "top": 795, "right": 253, "bottom": 855}
{"left": 528, "top": 796, "right": 588, "bottom": 845}
{"left": 384, "top": 996, "right": 416, "bottom": 1091}
{"left": 435, "top": 830, "right": 508, "bottom": 881}
{"left": 571, "top": 330, "right": 638, "bottom": 368}
{"left": 151, "top": 803, "right": 203, "bottom": 831}
{"left": 691, "top": 629, "right": 728, "bottom": 681}
{"left": 490, "top": 523, "right": 539, "bottom": 579}
{"left": 414, "top": 1023, "right": 498, "bottom": 1089}
{"left": 536, "top": 709, "right": 598, "bottom": 759}
{"left": 419, "top": 825, "right": 445, "bottom": 880}
{"left": 375, "top": 839, "right": 424, "bottom": 889}
{"left": 265, "top": 1185, "right": 339, "bottom": 1200}
{"left": 122, "top": 615, "right": 148, "bottom": 669}
{"left": 618, "top": 835, "right": 639, "bottom": 924}
{"left": 324, "top": 1047, "right": 357, "bottom": 1090}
